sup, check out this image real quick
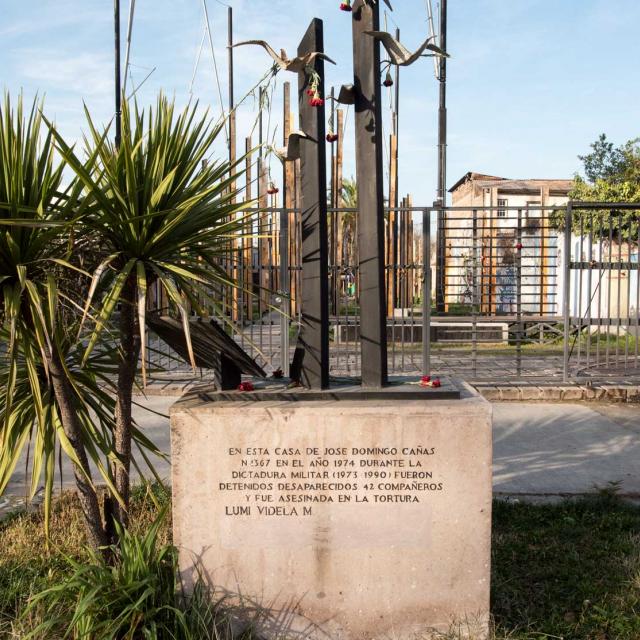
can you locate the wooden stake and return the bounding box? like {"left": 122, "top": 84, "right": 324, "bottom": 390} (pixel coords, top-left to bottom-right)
{"left": 388, "top": 133, "right": 398, "bottom": 315}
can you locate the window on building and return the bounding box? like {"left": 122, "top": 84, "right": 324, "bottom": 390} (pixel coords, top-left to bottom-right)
{"left": 497, "top": 199, "right": 507, "bottom": 218}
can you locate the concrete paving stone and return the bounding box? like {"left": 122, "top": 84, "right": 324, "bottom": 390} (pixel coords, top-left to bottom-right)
{"left": 497, "top": 387, "right": 522, "bottom": 401}
{"left": 560, "top": 387, "right": 585, "bottom": 401}
{"left": 520, "top": 386, "right": 543, "bottom": 401}
{"left": 479, "top": 388, "right": 502, "bottom": 401}
{"left": 540, "top": 387, "right": 563, "bottom": 401}
{"left": 603, "top": 387, "right": 628, "bottom": 402}
{"left": 627, "top": 386, "right": 640, "bottom": 402}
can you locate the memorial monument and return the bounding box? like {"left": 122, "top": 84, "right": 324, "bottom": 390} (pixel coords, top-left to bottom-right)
{"left": 171, "top": 2, "right": 492, "bottom": 637}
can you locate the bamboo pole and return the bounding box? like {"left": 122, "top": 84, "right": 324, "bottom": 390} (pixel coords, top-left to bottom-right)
{"left": 259, "top": 166, "right": 270, "bottom": 311}
{"left": 244, "top": 136, "right": 253, "bottom": 320}
{"left": 388, "top": 133, "right": 398, "bottom": 315}
{"left": 283, "top": 82, "right": 293, "bottom": 317}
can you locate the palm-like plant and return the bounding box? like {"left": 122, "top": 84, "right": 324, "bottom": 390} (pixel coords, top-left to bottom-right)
{"left": 340, "top": 177, "right": 358, "bottom": 266}
{"left": 0, "top": 94, "right": 120, "bottom": 548}
{"left": 50, "top": 96, "right": 251, "bottom": 527}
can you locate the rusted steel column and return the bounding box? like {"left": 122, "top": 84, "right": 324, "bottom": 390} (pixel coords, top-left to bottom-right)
{"left": 352, "top": 0, "right": 388, "bottom": 387}
{"left": 297, "top": 18, "right": 329, "bottom": 389}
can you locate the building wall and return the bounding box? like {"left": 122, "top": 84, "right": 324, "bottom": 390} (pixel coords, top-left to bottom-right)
{"left": 445, "top": 179, "right": 570, "bottom": 314}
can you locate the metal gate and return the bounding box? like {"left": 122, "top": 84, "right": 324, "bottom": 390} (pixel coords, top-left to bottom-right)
{"left": 563, "top": 202, "right": 640, "bottom": 381}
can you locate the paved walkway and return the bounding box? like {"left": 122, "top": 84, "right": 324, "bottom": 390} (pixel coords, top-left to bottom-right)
{"left": 2, "top": 400, "right": 639, "bottom": 516}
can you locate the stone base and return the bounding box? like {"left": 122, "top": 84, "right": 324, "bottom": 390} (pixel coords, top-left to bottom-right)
{"left": 171, "top": 380, "right": 492, "bottom": 639}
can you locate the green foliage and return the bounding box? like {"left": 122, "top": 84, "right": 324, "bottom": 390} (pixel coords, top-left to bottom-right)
{"left": 492, "top": 496, "right": 640, "bottom": 639}
{"left": 579, "top": 133, "right": 633, "bottom": 184}
{"left": 550, "top": 134, "right": 640, "bottom": 236}
{"left": 21, "top": 506, "right": 203, "bottom": 639}
{"left": 339, "top": 177, "right": 357, "bottom": 209}
{"left": 0, "top": 94, "right": 104, "bottom": 538}
{"left": 0, "top": 92, "right": 250, "bottom": 545}
{"left": 48, "top": 95, "right": 252, "bottom": 381}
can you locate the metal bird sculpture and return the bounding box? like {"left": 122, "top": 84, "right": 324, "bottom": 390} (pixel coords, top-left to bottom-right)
{"left": 233, "top": 40, "right": 336, "bottom": 73}
{"left": 268, "top": 130, "right": 316, "bottom": 162}
{"left": 364, "top": 31, "right": 449, "bottom": 67}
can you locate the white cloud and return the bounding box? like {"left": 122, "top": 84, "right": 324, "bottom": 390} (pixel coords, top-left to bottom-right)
{"left": 15, "top": 49, "right": 113, "bottom": 98}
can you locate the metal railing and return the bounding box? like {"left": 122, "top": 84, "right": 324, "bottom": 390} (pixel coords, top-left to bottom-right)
{"left": 146, "top": 202, "right": 640, "bottom": 384}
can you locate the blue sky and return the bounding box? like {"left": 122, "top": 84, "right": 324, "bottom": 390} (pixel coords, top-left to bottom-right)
{"left": 1, "top": 0, "right": 639, "bottom": 204}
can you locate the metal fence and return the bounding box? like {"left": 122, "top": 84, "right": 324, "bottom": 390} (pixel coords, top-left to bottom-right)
{"left": 147, "top": 202, "right": 640, "bottom": 384}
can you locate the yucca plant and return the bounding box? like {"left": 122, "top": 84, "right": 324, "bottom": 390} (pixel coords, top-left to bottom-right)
{"left": 48, "top": 95, "right": 252, "bottom": 529}
{"left": 21, "top": 505, "right": 213, "bottom": 639}
{"left": 0, "top": 94, "right": 124, "bottom": 549}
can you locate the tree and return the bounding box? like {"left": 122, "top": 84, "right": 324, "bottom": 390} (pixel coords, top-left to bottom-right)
{"left": 551, "top": 134, "right": 640, "bottom": 237}
{"left": 50, "top": 96, "right": 249, "bottom": 531}
{"left": 0, "top": 94, "right": 127, "bottom": 549}
{"left": 0, "top": 94, "right": 250, "bottom": 550}
{"left": 339, "top": 177, "right": 357, "bottom": 266}
{"left": 578, "top": 133, "right": 629, "bottom": 184}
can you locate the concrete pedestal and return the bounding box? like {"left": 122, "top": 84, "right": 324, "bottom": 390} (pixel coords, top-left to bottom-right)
{"left": 171, "top": 381, "right": 492, "bottom": 639}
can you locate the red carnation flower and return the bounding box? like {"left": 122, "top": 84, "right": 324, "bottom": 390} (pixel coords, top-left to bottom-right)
{"left": 420, "top": 375, "right": 441, "bottom": 388}
{"left": 238, "top": 381, "right": 255, "bottom": 392}
{"left": 309, "top": 97, "right": 324, "bottom": 107}
{"left": 306, "top": 89, "right": 315, "bottom": 97}
{"left": 340, "top": 1, "right": 352, "bottom": 11}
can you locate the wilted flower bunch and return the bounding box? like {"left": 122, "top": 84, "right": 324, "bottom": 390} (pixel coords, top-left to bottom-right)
{"left": 305, "top": 68, "right": 324, "bottom": 107}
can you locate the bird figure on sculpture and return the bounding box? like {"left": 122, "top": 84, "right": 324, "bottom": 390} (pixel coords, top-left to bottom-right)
{"left": 268, "top": 130, "right": 316, "bottom": 163}
{"left": 233, "top": 40, "right": 336, "bottom": 73}
{"left": 365, "top": 31, "right": 449, "bottom": 66}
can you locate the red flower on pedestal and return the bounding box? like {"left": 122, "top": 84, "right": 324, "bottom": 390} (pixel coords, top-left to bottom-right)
{"left": 432, "top": 378, "right": 442, "bottom": 388}
{"left": 340, "top": 1, "right": 352, "bottom": 11}
{"left": 420, "top": 375, "right": 441, "bottom": 388}
{"left": 237, "top": 381, "right": 255, "bottom": 392}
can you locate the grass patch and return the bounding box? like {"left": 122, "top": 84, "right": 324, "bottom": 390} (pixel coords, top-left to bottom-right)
{"left": 1, "top": 491, "right": 639, "bottom": 638}
{"left": 492, "top": 495, "right": 640, "bottom": 639}
{"left": 0, "top": 484, "right": 171, "bottom": 637}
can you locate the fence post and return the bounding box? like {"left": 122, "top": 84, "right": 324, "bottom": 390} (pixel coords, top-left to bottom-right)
{"left": 562, "top": 202, "right": 573, "bottom": 383}
{"left": 516, "top": 208, "right": 522, "bottom": 377}
{"left": 422, "top": 208, "right": 431, "bottom": 376}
